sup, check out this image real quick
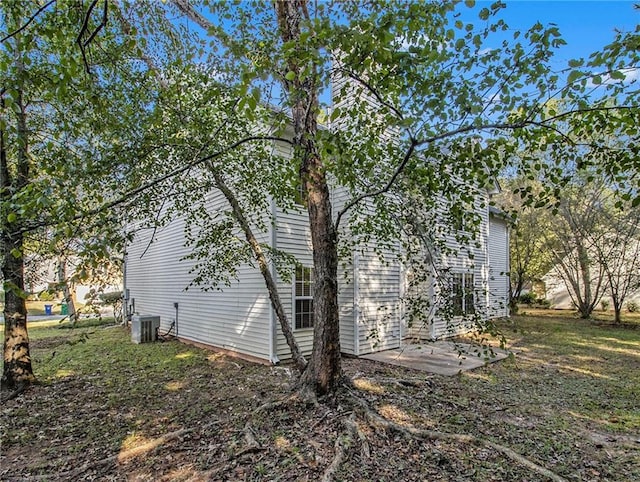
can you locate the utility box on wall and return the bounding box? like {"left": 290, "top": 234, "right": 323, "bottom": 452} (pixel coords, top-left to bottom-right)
{"left": 131, "top": 315, "right": 160, "bottom": 344}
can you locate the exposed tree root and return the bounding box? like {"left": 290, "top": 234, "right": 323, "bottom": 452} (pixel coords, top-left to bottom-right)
{"left": 243, "top": 421, "right": 259, "bottom": 447}
{"left": 254, "top": 392, "right": 304, "bottom": 415}
{"left": 345, "top": 411, "right": 370, "bottom": 459}
{"left": 321, "top": 413, "right": 357, "bottom": 482}
{"left": 349, "top": 393, "right": 568, "bottom": 482}
{"left": 30, "top": 421, "right": 220, "bottom": 480}
{"left": 0, "top": 381, "right": 28, "bottom": 402}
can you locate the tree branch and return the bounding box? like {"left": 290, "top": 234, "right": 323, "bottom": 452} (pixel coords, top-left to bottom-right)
{"left": 336, "top": 65, "right": 405, "bottom": 122}
{"left": 334, "top": 102, "right": 637, "bottom": 231}
{"left": 171, "top": 0, "right": 214, "bottom": 31}
{"left": 12, "top": 135, "right": 294, "bottom": 236}
{"left": 0, "top": 0, "right": 57, "bottom": 44}
{"left": 76, "top": 0, "right": 109, "bottom": 74}
{"left": 334, "top": 137, "right": 417, "bottom": 230}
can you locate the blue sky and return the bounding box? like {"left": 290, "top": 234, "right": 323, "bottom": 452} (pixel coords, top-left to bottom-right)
{"left": 489, "top": 1, "right": 639, "bottom": 61}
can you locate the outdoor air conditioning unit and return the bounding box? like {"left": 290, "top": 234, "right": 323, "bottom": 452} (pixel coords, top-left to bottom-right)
{"left": 131, "top": 315, "right": 160, "bottom": 344}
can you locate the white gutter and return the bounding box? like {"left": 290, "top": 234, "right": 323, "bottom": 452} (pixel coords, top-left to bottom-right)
{"left": 353, "top": 251, "right": 360, "bottom": 357}
{"left": 269, "top": 196, "right": 280, "bottom": 364}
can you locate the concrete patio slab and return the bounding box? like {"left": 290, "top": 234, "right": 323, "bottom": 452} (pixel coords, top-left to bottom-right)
{"left": 360, "top": 341, "right": 508, "bottom": 376}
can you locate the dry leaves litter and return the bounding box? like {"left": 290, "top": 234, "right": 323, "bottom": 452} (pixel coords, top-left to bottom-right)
{"left": 1, "top": 313, "right": 639, "bottom": 481}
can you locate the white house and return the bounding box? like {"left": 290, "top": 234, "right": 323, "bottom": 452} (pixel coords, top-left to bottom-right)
{"left": 123, "top": 159, "right": 510, "bottom": 363}
{"left": 124, "top": 66, "right": 510, "bottom": 362}
{"left": 543, "top": 241, "right": 640, "bottom": 311}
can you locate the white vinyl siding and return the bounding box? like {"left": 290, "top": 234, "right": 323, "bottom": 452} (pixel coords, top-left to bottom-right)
{"left": 333, "top": 185, "right": 357, "bottom": 355}
{"left": 273, "top": 205, "right": 315, "bottom": 360}
{"left": 355, "top": 248, "right": 403, "bottom": 355}
{"left": 125, "top": 192, "right": 272, "bottom": 361}
{"left": 429, "top": 194, "right": 491, "bottom": 339}
{"left": 488, "top": 214, "right": 510, "bottom": 318}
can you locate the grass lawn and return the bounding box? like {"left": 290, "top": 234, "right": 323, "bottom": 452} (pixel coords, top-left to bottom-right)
{"left": 1, "top": 312, "right": 638, "bottom": 481}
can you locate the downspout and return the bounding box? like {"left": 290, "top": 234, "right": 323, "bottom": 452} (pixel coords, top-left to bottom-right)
{"left": 398, "top": 260, "right": 405, "bottom": 347}
{"left": 506, "top": 221, "right": 511, "bottom": 317}
{"left": 122, "top": 227, "right": 130, "bottom": 326}
{"left": 173, "top": 302, "right": 179, "bottom": 338}
{"left": 269, "top": 196, "right": 280, "bottom": 364}
{"left": 353, "top": 251, "right": 360, "bottom": 356}
{"left": 430, "top": 264, "right": 437, "bottom": 339}
{"left": 123, "top": 253, "right": 129, "bottom": 326}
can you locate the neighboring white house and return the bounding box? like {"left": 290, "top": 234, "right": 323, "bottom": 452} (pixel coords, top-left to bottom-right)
{"left": 24, "top": 256, "right": 121, "bottom": 303}
{"left": 123, "top": 158, "right": 510, "bottom": 363}
{"left": 543, "top": 249, "right": 640, "bottom": 311}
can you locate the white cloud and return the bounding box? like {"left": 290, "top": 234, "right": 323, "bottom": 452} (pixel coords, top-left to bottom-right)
{"left": 587, "top": 67, "right": 640, "bottom": 87}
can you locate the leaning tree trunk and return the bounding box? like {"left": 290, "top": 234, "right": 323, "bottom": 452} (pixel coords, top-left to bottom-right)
{"left": 1, "top": 86, "right": 35, "bottom": 388}
{"left": 275, "top": 0, "right": 342, "bottom": 396}
{"left": 210, "top": 168, "right": 307, "bottom": 373}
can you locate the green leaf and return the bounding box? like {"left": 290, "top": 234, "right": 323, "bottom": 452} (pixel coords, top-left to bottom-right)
{"left": 479, "top": 8, "right": 490, "bottom": 20}
{"left": 7, "top": 212, "right": 17, "bottom": 223}
{"left": 465, "top": 0, "right": 476, "bottom": 7}
{"left": 285, "top": 71, "right": 296, "bottom": 81}
{"left": 568, "top": 58, "right": 583, "bottom": 68}
{"left": 567, "top": 70, "right": 581, "bottom": 84}
{"left": 610, "top": 70, "right": 625, "bottom": 80}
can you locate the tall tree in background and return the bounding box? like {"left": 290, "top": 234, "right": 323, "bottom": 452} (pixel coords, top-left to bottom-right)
{"left": 542, "top": 183, "right": 608, "bottom": 318}
{"left": 0, "top": 0, "right": 166, "bottom": 388}
{"left": 590, "top": 195, "right": 640, "bottom": 322}
{"left": 498, "top": 178, "right": 554, "bottom": 307}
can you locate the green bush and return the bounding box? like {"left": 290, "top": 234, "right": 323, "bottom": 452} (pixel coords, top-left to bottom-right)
{"left": 537, "top": 298, "right": 551, "bottom": 308}
{"left": 627, "top": 301, "right": 639, "bottom": 313}
{"left": 99, "top": 291, "right": 123, "bottom": 305}
{"left": 517, "top": 293, "right": 537, "bottom": 305}
{"left": 38, "top": 290, "right": 55, "bottom": 301}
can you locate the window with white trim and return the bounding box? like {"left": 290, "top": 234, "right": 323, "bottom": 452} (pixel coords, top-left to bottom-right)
{"left": 452, "top": 273, "right": 475, "bottom": 316}
{"left": 294, "top": 266, "right": 314, "bottom": 329}
{"left": 294, "top": 175, "right": 307, "bottom": 206}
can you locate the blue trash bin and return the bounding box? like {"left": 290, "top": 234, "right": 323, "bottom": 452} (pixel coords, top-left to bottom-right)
{"left": 44, "top": 304, "right": 52, "bottom": 315}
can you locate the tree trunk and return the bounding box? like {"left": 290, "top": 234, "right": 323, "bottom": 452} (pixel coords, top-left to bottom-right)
{"left": 299, "top": 166, "right": 342, "bottom": 395}
{"left": 1, "top": 233, "right": 35, "bottom": 388}
{"left": 576, "top": 242, "right": 593, "bottom": 319}
{"left": 210, "top": 168, "right": 307, "bottom": 373}
{"left": 275, "top": 0, "right": 342, "bottom": 396}
{"left": 57, "top": 258, "right": 77, "bottom": 323}
{"left": 612, "top": 298, "right": 622, "bottom": 324}
{"left": 1, "top": 86, "right": 35, "bottom": 388}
